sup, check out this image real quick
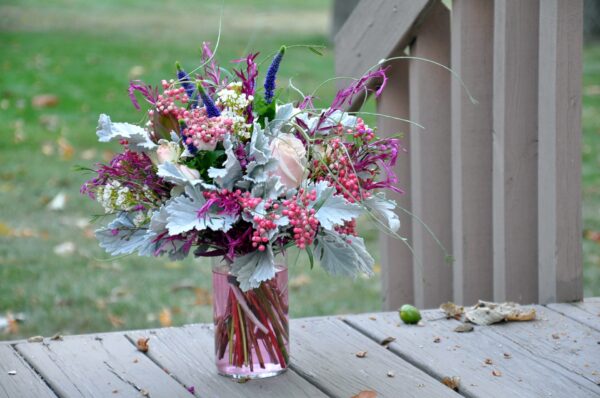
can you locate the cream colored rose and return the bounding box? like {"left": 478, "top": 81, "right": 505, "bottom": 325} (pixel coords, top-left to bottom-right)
{"left": 177, "top": 164, "right": 201, "bottom": 181}
{"left": 156, "top": 139, "right": 181, "bottom": 164}
{"left": 269, "top": 134, "right": 307, "bottom": 189}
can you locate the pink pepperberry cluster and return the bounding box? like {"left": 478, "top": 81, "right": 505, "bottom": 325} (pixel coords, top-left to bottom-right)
{"left": 251, "top": 213, "right": 279, "bottom": 252}
{"left": 351, "top": 118, "right": 375, "bottom": 142}
{"left": 282, "top": 189, "right": 319, "bottom": 249}
{"left": 335, "top": 219, "right": 357, "bottom": 236}
{"left": 149, "top": 80, "right": 189, "bottom": 121}
{"left": 182, "top": 108, "right": 234, "bottom": 151}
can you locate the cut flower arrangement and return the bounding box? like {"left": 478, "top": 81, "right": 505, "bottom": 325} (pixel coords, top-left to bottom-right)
{"left": 82, "top": 42, "right": 402, "bottom": 379}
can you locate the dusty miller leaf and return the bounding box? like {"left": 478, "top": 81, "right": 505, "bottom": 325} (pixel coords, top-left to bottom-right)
{"left": 231, "top": 246, "right": 275, "bottom": 291}
{"left": 96, "top": 114, "right": 156, "bottom": 151}
{"left": 314, "top": 230, "right": 374, "bottom": 277}
{"left": 311, "top": 181, "right": 363, "bottom": 230}
{"left": 95, "top": 212, "right": 152, "bottom": 256}
{"left": 208, "top": 135, "right": 242, "bottom": 190}
{"left": 364, "top": 193, "right": 400, "bottom": 232}
{"left": 165, "top": 185, "right": 236, "bottom": 234}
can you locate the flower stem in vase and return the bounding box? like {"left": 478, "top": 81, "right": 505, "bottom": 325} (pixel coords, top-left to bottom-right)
{"left": 213, "top": 265, "right": 288, "bottom": 379}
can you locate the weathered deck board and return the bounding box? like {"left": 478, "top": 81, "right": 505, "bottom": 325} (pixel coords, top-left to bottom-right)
{"left": 0, "top": 345, "right": 57, "bottom": 398}
{"left": 15, "top": 333, "right": 191, "bottom": 397}
{"left": 2, "top": 302, "right": 600, "bottom": 397}
{"left": 127, "top": 324, "right": 326, "bottom": 398}
{"left": 345, "top": 310, "right": 600, "bottom": 397}
{"left": 481, "top": 305, "right": 600, "bottom": 386}
{"left": 290, "top": 317, "right": 459, "bottom": 398}
{"left": 547, "top": 300, "right": 600, "bottom": 332}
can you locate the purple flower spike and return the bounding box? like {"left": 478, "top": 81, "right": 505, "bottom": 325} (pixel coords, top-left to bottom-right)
{"left": 176, "top": 61, "right": 198, "bottom": 108}
{"left": 264, "top": 46, "right": 286, "bottom": 104}
{"left": 197, "top": 83, "right": 221, "bottom": 118}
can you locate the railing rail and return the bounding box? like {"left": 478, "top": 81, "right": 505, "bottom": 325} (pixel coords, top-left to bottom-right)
{"left": 335, "top": 0, "right": 583, "bottom": 308}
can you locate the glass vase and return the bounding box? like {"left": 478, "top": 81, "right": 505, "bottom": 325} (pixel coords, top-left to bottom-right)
{"left": 212, "top": 257, "right": 289, "bottom": 379}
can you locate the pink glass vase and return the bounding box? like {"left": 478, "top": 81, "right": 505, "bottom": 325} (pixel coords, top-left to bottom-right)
{"left": 212, "top": 259, "right": 289, "bottom": 379}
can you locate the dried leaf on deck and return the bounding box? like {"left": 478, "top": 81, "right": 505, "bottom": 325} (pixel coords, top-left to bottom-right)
{"left": 355, "top": 351, "right": 368, "bottom": 358}
{"left": 27, "top": 336, "right": 44, "bottom": 343}
{"left": 440, "top": 302, "right": 464, "bottom": 319}
{"left": 380, "top": 336, "right": 396, "bottom": 346}
{"left": 136, "top": 337, "right": 150, "bottom": 353}
{"left": 352, "top": 391, "right": 377, "bottom": 398}
{"left": 492, "top": 369, "right": 502, "bottom": 377}
{"left": 465, "top": 301, "right": 536, "bottom": 325}
{"left": 442, "top": 376, "right": 460, "bottom": 391}
{"left": 454, "top": 323, "right": 474, "bottom": 333}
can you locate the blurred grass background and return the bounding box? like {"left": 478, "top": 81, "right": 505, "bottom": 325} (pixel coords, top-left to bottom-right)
{"left": 0, "top": 0, "right": 598, "bottom": 340}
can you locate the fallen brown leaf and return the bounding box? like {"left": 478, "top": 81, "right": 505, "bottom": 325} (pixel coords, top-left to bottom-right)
{"left": 194, "top": 287, "right": 212, "bottom": 306}
{"left": 380, "top": 336, "right": 396, "bottom": 346}
{"left": 50, "top": 333, "right": 63, "bottom": 341}
{"left": 289, "top": 274, "right": 311, "bottom": 290}
{"left": 136, "top": 337, "right": 150, "bottom": 353}
{"left": 355, "top": 351, "right": 367, "bottom": 358}
{"left": 506, "top": 308, "right": 536, "bottom": 321}
{"left": 492, "top": 369, "right": 502, "bottom": 377}
{"left": 107, "top": 313, "right": 125, "bottom": 328}
{"left": 27, "top": 336, "right": 44, "bottom": 343}
{"left": 503, "top": 352, "right": 512, "bottom": 359}
{"left": 32, "top": 94, "right": 59, "bottom": 108}
{"left": 159, "top": 308, "right": 172, "bottom": 327}
{"left": 442, "top": 376, "right": 460, "bottom": 391}
{"left": 454, "top": 323, "right": 474, "bottom": 333}
{"left": 58, "top": 137, "right": 74, "bottom": 160}
{"left": 440, "top": 302, "right": 464, "bottom": 319}
{"left": 484, "top": 358, "right": 493, "bottom": 365}
{"left": 433, "top": 337, "right": 441, "bottom": 343}
{"left": 352, "top": 391, "right": 377, "bottom": 398}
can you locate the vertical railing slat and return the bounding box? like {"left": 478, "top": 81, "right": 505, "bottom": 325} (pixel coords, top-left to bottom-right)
{"left": 450, "top": 0, "right": 495, "bottom": 305}
{"left": 492, "top": 0, "right": 540, "bottom": 303}
{"left": 538, "top": 0, "right": 583, "bottom": 303}
{"left": 409, "top": 1, "right": 453, "bottom": 308}
{"left": 377, "top": 59, "right": 414, "bottom": 310}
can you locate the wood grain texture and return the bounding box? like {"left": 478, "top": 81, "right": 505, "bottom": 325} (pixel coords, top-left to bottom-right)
{"left": 547, "top": 300, "right": 600, "bottom": 332}
{"left": 537, "top": 0, "right": 584, "bottom": 303}
{"left": 450, "top": 0, "right": 494, "bottom": 305}
{"left": 15, "top": 333, "right": 191, "bottom": 398}
{"left": 0, "top": 345, "right": 57, "bottom": 398}
{"left": 482, "top": 305, "right": 600, "bottom": 386}
{"left": 127, "top": 325, "right": 326, "bottom": 398}
{"left": 492, "top": 0, "right": 540, "bottom": 303}
{"left": 376, "top": 56, "right": 414, "bottom": 310}
{"left": 409, "top": 1, "right": 453, "bottom": 308}
{"left": 290, "top": 316, "right": 459, "bottom": 398}
{"left": 334, "top": 0, "right": 434, "bottom": 110}
{"left": 346, "top": 311, "right": 600, "bottom": 397}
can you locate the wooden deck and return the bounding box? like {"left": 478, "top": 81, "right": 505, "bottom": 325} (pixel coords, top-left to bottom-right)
{"left": 1, "top": 299, "right": 599, "bottom": 397}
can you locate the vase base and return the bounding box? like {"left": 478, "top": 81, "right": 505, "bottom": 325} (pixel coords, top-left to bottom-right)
{"left": 217, "top": 366, "right": 288, "bottom": 380}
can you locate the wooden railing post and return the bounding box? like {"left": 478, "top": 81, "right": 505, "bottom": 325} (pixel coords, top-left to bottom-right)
{"left": 492, "top": 0, "right": 540, "bottom": 303}
{"left": 377, "top": 58, "right": 414, "bottom": 310}
{"left": 409, "top": 1, "right": 453, "bottom": 308}
{"left": 538, "top": 0, "right": 583, "bottom": 303}
{"left": 450, "top": 0, "right": 494, "bottom": 305}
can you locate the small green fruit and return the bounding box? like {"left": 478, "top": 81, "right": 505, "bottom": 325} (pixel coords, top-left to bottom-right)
{"left": 399, "top": 304, "right": 421, "bottom": 324}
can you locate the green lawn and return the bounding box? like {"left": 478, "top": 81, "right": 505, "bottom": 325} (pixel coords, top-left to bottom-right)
{"left": 0, "top": 0, "right": 599, "bottom": 340}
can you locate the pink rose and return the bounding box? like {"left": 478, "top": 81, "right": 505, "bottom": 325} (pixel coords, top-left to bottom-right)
{"left": 177, "top": 164, "right": 201, "bottom": 181}
{"left": 270, "top": 134, "right": 307, "bottom": 189}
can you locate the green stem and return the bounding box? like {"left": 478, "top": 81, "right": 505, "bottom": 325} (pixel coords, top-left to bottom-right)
{"left": 237, "top": 303, "right": 248, "bottom": 366}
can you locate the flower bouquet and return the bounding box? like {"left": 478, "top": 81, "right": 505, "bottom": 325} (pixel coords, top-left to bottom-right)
{"left": 82, "top": 42, "right": 401, "bottom": 379}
